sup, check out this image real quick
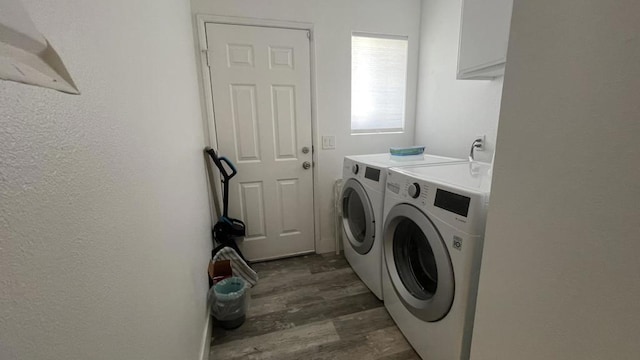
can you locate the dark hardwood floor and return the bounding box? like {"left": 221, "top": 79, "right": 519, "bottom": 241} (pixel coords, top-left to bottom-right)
{"left": 210, "top": 253, "right": 420, "bottom": 359}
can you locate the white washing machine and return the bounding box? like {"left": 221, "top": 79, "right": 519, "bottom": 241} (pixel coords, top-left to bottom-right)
{"left": 382, "top": 162, "right": 492, "bottom": 360}
{"left": 341, "top": 153, "right": 465, "bottom": 300}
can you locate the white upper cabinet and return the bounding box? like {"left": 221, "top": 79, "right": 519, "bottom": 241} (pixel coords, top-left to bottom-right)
{"left": 457, "top": 0, "right": 513, "bottom": 80}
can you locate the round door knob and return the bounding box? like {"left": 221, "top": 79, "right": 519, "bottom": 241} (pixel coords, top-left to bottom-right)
{"left": 352, "top": 164, "right": 359, "bottom": 174}
{"left": 408, "top": 182, "right": 421, "bottom": 198}
{"left": 303, "top": 161, "right": 311, "bottom": 170}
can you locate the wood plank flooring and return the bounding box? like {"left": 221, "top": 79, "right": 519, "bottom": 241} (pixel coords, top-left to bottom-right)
{"left": 210, "top": 253, "right": 420, "bottom": 360}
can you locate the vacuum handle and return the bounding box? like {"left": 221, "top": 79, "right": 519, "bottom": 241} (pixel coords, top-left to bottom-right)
{"left": 218, "top": 156, "right": 237, "bottom": 179}
{"left": 204, "top": 147, "right": 221, "bottom": 166}
{"left": 205, "top": 147, "right": 237, "bottom": 180}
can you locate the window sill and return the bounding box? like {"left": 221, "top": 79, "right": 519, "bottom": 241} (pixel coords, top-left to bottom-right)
{"left": 351, "top": 131, "right": 404, "bottom": 136}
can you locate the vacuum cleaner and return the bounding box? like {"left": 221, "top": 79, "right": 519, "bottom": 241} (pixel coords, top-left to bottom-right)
{"left": 205, "top": 147, "right": 247, "bottom": 263}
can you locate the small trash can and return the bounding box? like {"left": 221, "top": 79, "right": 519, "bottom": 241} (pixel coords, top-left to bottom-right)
{"left": 211, "top": 276, "right": 248, "bottom": 329}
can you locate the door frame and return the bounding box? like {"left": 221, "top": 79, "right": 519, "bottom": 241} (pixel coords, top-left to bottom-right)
{"left": 195, "top": 14, "right": 320, "bottom": 256}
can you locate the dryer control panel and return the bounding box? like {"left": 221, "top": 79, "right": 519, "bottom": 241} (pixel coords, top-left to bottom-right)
{"left": 343, "top": 157, "right": 386, "bottom": 192}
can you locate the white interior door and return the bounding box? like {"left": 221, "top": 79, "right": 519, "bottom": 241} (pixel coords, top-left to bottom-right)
{"left": 205, "top": 23, "right": 314, "bottom": 261}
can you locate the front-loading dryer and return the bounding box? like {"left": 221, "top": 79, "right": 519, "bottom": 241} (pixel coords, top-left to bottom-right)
{"left": 382, "top": 161, "right": 492, "bottom": 359}
{"left": 340, "top": 153, "right": 465, "bottom": 300}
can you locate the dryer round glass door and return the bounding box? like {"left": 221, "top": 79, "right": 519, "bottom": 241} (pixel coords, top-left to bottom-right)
{"left": 383, "top": 203, "right": 454, "bottom": 322}
{"left": 341, "top": 178, "right": 375, "bottom": 255}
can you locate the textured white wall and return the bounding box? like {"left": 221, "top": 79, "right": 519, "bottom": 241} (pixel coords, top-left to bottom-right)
{"left": 471, "top": 0, "right": 640, "bottom": 358}
{"left": 414, "top": 0, "right": 504, "bottom": 163}
{"left": 0, "top": 1, "right": 212, "bottom": 359}
{"left": 190, "top": 0, "right": 422, "bottom": 253}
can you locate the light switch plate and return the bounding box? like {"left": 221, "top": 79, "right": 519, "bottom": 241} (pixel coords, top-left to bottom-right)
{"left": 322, "top": 135, "right": 336, "bottom": 150}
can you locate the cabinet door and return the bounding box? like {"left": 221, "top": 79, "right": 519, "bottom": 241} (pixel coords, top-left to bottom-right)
{"left": 457, "top": 0, "right": 513, "bottom": 79}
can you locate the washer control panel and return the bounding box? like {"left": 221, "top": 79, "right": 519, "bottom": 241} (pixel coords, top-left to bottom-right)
{"left": 385, "top": 168, "right": 489, "bottom": 235}
{"left": 407, "top": 182, "right": 421, "bottom": 198}
{"left": 386, "top": 171, "right": 429, "bottom": 206}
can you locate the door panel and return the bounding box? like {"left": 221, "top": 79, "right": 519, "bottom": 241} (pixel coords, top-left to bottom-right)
{"left": 272, "top": 85, "right": 298, "bottom": 160}
{"left": 206, "top": 23, "right": 314, "bottom": 260}
{"left": 277, "top": 179, "right": 301, "bottom": 235}
{"left": 230, "top": 84, "right": 260, "bottom": 162}
{"left": 239, "top": 181, "right": 266, "bottom": 239}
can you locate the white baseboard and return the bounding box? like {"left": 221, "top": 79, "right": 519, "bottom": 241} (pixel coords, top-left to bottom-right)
{"left": 199, "top": 310, "right": 212, "bottom": 360}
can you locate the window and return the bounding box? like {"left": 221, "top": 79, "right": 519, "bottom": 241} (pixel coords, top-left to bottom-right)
{"left": 351, "top": 33, "right": 409, "bottom": 133}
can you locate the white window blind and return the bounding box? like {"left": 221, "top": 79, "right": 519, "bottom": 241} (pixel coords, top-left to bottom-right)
{"left": 351, "top": 33, "right": 408, "bottom": 133}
